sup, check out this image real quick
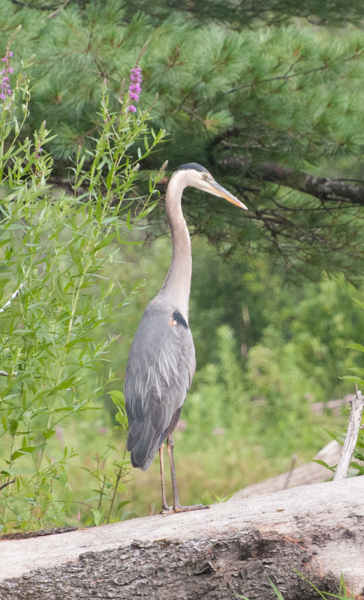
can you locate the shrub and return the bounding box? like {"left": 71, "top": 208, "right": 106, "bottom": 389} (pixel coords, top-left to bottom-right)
{"left": 0, "top": 46, "right": 165, "bottom": 532}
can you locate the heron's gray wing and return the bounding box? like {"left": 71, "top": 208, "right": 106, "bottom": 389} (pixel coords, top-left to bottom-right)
{"left": 124, "top": 299, "right": 195, "bottom": 471}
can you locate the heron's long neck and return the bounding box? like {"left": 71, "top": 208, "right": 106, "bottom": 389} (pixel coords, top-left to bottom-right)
{"left": 159, "top": 176, "right": 192, "bottom": 322}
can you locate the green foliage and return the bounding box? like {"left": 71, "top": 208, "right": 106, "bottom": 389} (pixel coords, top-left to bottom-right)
{"left": 88, "top": 234, "right": 363, "bottom": 514}
{"left": 237, "top": 572, "right": 354, "bottom": 599}
{"left": 0, "top": 60, "right": 165, "bottom": 532}
{"left": 81, "top": 440, "right": 131, "bottom": 527}
{"left": 132, "top": 0, "right": 364, "bottom": 29}
{"left": 191, "top": 240, "right": 364, "bottom": 396}
{"left": 70, "top": 233, "right": 362, "bottom": 516}
{"left": 269, "top": 580, "right": 285, "bottom": 600}
{"left": 0, "top": 0, "right": 363, "bottom": 526}
{"left": 8, "top": 5, "right": 364, "bottom": 168}
{"left": 295, "top": 571, "right": 354, "bottom": 600}
{"left": 2, "top": 1, "right": 364, "bottom": 277}
{"left": 182, "top": 322, "right": 336, "bottom": 460}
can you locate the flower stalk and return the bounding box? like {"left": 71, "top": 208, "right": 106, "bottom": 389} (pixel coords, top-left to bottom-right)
{"left": 127, "top": 66, "right": 142, "bottom": 113}
{"left": 0, "top": 47, "right": 13, "bottom": 101}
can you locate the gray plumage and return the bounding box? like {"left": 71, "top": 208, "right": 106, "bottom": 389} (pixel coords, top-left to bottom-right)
{"left": 124, "top": 163, "right": 247, "bottom": 498}
{"left": 125, "top": 299, "right": 195, "bottom": 470}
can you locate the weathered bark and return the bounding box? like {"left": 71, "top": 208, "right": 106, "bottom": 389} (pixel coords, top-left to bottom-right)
{"left": 1, "top": 477, "right": 364, "bottom": 599}
{"left": 334, "top": 387, "right": 364, "bottom": 481}
{"left": 231, "top": 440, "right": 342, "bottom": 501}
{"left": 219, "top": 156, "right": 364, "bottom": 206}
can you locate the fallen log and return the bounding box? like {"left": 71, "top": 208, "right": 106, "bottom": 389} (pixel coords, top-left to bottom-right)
{"left": 1, "top": 476, "right": 364, "bottom": 600}
{"left": 230, "top": 440, "right": 342, "bottom": 501}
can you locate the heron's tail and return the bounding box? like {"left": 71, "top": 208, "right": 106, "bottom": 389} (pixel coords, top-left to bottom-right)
{"left": 127, "top": 419, "right": 164, "bottom": 471}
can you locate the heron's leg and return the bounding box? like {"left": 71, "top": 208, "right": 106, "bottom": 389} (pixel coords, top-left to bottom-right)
{"left": 166, "top": 435, "right": 182, "bottom": 509}
{"left": 166, "top": 435, "right": 210, "bottom": 514}
{"left": 159, "top": 443, "right": 171, "bottom": 512}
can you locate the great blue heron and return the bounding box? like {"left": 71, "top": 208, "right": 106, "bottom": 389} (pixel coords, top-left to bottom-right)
{"left": 124, "top": 163, "right": 248, "bottom": 514}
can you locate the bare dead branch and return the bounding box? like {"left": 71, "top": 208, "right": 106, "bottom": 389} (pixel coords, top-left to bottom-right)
{"left": 1, "top": 477, "right": 364, "bottom": 597}
{"left": 334, "top": 384, "right": 364, "bottom": 481}
{"left": 47, "top": 0, "right": 72, "bottom": 18}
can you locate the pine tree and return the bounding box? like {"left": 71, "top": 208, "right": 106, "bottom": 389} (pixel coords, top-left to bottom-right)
{"left": 2, "top": 0, "right": 364, "bottom": 278}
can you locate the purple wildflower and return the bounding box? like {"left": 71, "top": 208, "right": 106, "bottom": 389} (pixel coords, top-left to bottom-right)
{"left": 126, "top": 65, "right": 142, "bottom": 113}
{"left": 35, "top": 147, "right": 43, "bottom": 159}
{"left": 0, "top": 47, "right": 13, "bottom": 102}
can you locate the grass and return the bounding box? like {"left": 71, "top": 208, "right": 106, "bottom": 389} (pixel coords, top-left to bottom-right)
{"left": 0, "top": 407, "right": 336, "bottom": 528}
{"left": 236, "top": 574, "right": 354, "bottom": 600}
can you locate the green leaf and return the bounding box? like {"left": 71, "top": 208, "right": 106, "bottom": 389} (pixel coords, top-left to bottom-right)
{"left": 340, "top": 376, "right": 364, "bottom": 386}
{"left": 94, "top": 232, "right": 115, "bottom": 251}
{"left": 43, "top": 428, "right": 56, "bottom": 439}
{"left": 115, "top": 411, "right": 127, "bottom": 427}
{"left": 348, "top": 367, "right": 364, "bottom": 377}
{"left": 269, "top": 580, "right": 285, "bottom": 600}
{"left": 352, "top": 297, "right": 364, "bottom": 310}
{"left": 323, "top": 429, "right": 340, "bottom": 442}
{"left": 91, "top": 509, "right": 102, "bottom": 527}
{"left": 109, "top": 390, "right": 125, "bottom": 407}
{"left": 1, "top": 468, "right": 37, "bottom": 476}
{"left": 11, "top": 444, "right": 46, "bottom": 460}
{"left": 311, "top": 459, "right": 335, "bottom": 472}
{"left": 138, "top": 202, "right": 158, "bottom": 218}
{"left": 9, "top": 419, "right": 19, "bottom": 436}
{"left": 69, "top": 245, "right": 83, "bottom": 274}
{"left": 96, "top": 194, "right": 102, "bottom": 224}
{"left": 346, "top": 343, "right": 364, "bottom": 353}
{"left": 106, "top": 169, "right": 114, "bottom": 189}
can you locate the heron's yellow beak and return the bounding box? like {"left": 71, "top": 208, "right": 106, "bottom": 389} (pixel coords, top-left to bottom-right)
{"left": 208, "top": 181, "right": 248, "bottom": 210}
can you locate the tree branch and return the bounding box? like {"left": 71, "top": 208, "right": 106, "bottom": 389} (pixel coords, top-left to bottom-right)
{"left": 1, "top": 478, "right": 364, "bottom": 597}
{"left": 219, "top": 156, "right": 364, "bottom": 206}
{"left": 334, "top": 384, "right": 364, "bottom": 481}
{"left": 0, "top": 479, "right": 15, "bottom": 492}
{"left": 226, "top": 49, "right": 364, "bottom": 95}
{"left": 8, "top": 0, "right": 68, "bottom": 9}
{"left": 47, "top": 0, "right": 72, "bottom": 18}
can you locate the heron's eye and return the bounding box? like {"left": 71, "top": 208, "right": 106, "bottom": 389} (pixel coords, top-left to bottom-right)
{"left": 202, "top": 174, "right": 208, "bottom": 180}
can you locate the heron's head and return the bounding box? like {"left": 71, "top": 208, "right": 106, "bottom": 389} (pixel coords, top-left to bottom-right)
{"left": 172, "top": 163, "right": 248, "bottom": 210}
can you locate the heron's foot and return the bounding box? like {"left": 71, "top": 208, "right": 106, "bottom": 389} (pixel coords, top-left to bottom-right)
{"left": 160, "top": 503, "right": 172, "bottom": 515}
{"left": 174, "top": 503, "right": 211, "bottom": 513}
{"left": 161, "top": 503, "right": 210, "bottom": 516}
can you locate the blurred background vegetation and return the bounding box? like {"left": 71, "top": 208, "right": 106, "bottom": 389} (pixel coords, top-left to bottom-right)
{"left": 1, "top": 0, "right": 364, "bottom": 530}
